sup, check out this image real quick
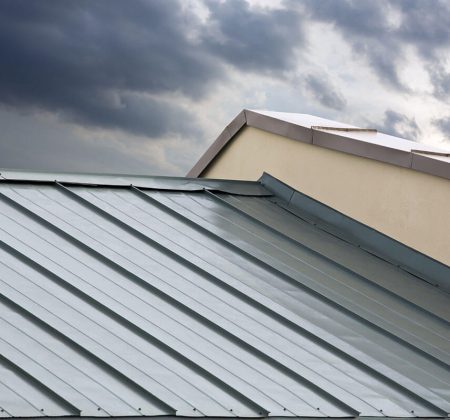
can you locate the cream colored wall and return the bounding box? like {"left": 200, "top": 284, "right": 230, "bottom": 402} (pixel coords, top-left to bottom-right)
{"left": 202, "top": 126, "right": 450, "bottom": 265}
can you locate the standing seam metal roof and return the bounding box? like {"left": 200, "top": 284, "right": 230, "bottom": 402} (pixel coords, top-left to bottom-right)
{"left": 0, "top": 170, "right": 448, "bottom": 419}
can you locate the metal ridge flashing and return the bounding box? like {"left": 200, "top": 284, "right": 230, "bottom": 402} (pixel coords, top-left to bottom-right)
{"left": 411, "top": 152, "right": 450, "bottom": 179}
{"left": 0, "top": 169, "right": 271, "bottom": 196}
{"left": 187, "top": 109, "right": 450, "bottom": 179}
{"left": 259, "top": 172, "right": 450, "bottom": 293}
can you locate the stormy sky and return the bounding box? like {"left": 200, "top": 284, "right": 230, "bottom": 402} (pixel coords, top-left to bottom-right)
{"left": 1, "top": 0, "right": 449, "bottom": 175}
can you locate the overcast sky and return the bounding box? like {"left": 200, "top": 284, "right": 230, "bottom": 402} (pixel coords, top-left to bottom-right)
{"left": 1, "top": 0, "right": 450, "bottom": 175}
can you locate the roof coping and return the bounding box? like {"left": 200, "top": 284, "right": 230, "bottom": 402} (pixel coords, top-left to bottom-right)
{"left": 187, "top": 109, "right": 450, "bottom": 179}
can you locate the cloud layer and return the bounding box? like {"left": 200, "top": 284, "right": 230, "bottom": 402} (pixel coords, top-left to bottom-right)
{"left": 0, "top": 0, "right": 449, "bottom": 174}
{"left": 0, "top": 1, "right": 217, "bottom": 137}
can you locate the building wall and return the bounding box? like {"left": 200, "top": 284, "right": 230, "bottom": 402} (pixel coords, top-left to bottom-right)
{"left": 202, "top": 126, "right": 450, "bottom": 265}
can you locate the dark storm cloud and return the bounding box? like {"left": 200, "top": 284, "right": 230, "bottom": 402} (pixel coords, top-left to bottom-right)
{"left": 0, "top": 0, "right": 216, "bottom": 98}
{"left": 203, "top": 0, "right": 303, "bottom": 73}
{"left": 1, "top": 0, "right": 448, "bottom": 159}
{"left": 0, "top": 0, "right": 305, "bottom": 139}
{"left": 0, "top": 0, "right": 217, "bottom": 138}
{"left": 304, "top": 0, "right": 450, "bottom": 97}
{"left": 380, "top": 110, "right": 421, "bottom": 140}
{"left": 303, "top": 74, "right": 346, "bottom": 110}
{"left": 61, "top": 93, "right": 201, "bottom": 139}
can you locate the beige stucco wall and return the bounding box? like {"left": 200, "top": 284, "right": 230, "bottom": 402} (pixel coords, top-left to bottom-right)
{"left": 202, "top": 126, "right": 450, "bottom": 265}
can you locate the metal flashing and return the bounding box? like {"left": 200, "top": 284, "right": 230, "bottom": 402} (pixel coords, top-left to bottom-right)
{"left": 245, "top": 109, "right": 312, "bottom": 143}
{"left": 0, "top": 171, "right": 449, "bottom": 419}
{"left": 187, "top": 110, "right": 450, "bottom": 179}
{"left": 311, "top": 126, "right": 378, "bottom": 133}
{"left": 260, "top": 172, "right": 450, "bottom": 293}
{"left": 186, "top": 111, "right": 247, "bottom": 178}
{"left": 0, "top": 169, "right": 270, "bottom": 196}
{"left": 411, "top": 152, "right": 450, "bottom": 179}
{"left": 311, "top": 129, "right": 413, "bottom": 168}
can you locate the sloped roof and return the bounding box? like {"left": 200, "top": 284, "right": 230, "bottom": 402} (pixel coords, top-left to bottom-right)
{"left": 187, "top": 110, "right": 450, "bottom": 179}
{"left": 0, "top": 170, "right": 449, "bottom": 419}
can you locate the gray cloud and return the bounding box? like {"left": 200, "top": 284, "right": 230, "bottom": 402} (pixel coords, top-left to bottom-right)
{"left": 61, "top": 93, "right": 202, "bottom": 139}
{"left": 0, "top": 0, "right": 449, "bottom": 175}
{"left": 0, "top": 110, "right": 158, "bottom": 174}
{"left": 0, "top": 0, "right": 217, "bottom": 138}
{"left": 303, "top": 74, "right": 346, "bottom": 110}
{"left": 394, "top": 0, "right": 450, "bottom": 59}
{"left": 434, "top": 116, "right": 450, "bottom": 138}
{"left": 380, "top": 110, "right": 421, "bottom": 140}
{"left": 304, "top": 0, "right": 404, "bottom": 90}
{"left": 0, "top": 0, "right": 306, "bottom": 140}
{"left": 428, "top": 64, "right": 450, "bottom": 101}
{"left": 203, "top": 0, "right": 303, "bottom": 73}
{"left": 305, "top": 0, "right": 450, "bottom": 97}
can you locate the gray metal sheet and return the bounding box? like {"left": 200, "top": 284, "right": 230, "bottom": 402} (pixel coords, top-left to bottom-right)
{"left": 0, "top": 176, "right": 449, "bottom": 419}
{"left": 260, "top": 173, "right": 450, "bottom": 293}
{"left": 0, "top": 170, "right": 270, "bottom": 196}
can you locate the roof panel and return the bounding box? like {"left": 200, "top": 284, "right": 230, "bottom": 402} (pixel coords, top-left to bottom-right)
{"left": 0, "top": 174, "right": 449, "bottom": 419}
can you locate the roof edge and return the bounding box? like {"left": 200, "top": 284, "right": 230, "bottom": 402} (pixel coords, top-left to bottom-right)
{"left": 259, "top": 172, "right": 450, "bottom": 292}
{"left": 187, "top": 110, "right": 247, "bottom": 177}
{"left": 187, "top": 110, "right": 450, "bottom": 179}
{"left": 0, "top": 168, "right": 271, "bottom": 196}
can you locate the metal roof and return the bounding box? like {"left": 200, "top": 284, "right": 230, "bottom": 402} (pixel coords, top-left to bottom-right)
{"left": 187, "top": 110, "right": 450, "bottom": 179}
{"left": 0, "top": 170, "right": 449, "bottom": 419}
